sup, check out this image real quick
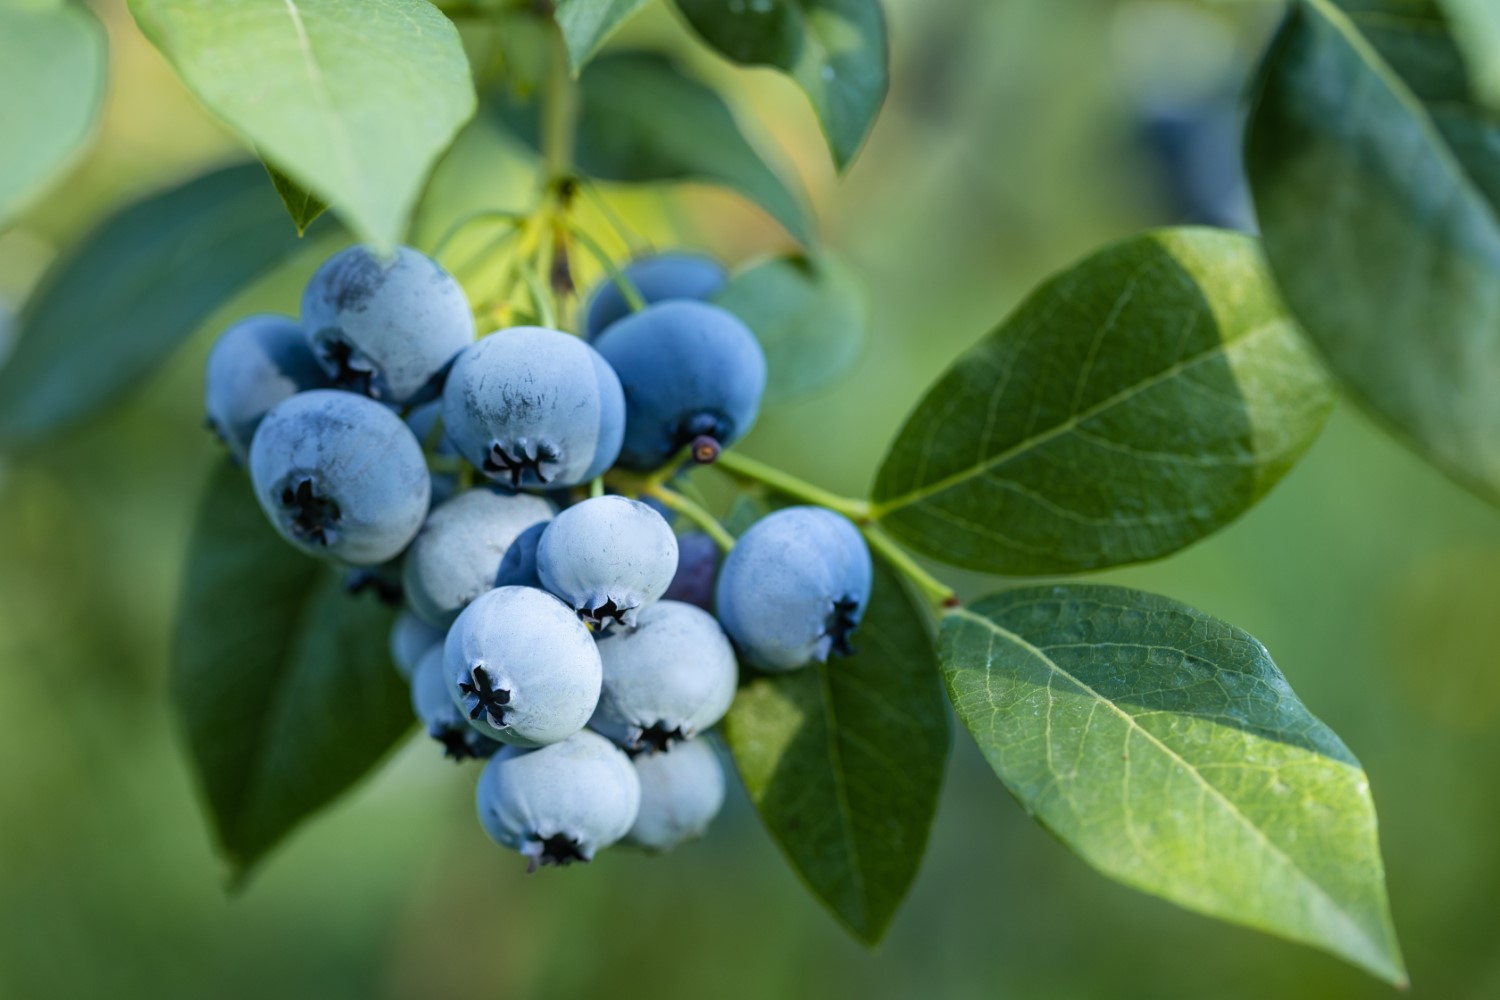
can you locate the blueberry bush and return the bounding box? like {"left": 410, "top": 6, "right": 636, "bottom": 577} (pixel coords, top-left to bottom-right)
{"left": 4, "top": 0, "right": 1498, "bottom": 989}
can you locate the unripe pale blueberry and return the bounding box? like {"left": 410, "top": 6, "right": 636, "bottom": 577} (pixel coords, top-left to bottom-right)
{"left": 402, "top": 487, "right": 556, "bottom": 628}
{"left": 715, "top": 506, "right": 873, "bottom": 672}
{"left": 249, "top": 390, "right": 430, "bottom": 565}
{"left": 412, "top": 646, "right": 501, "bottom": 761}
{"left": 389, "top": 609, "right": 444, "bottom": 680}
{"left": 442, "top": 327, "right": 625, "bottom": 489}
{"left": 204, "top": 314, "right": 327, "bottom": 461}
{"left": 301, "top": 245, "right": 473, "bottom": 404}
{"left": 537, "top": 496, "right": 678, "bottom": 630}
{"left": 593, "top": 301, "right": 767, "bottom": 469}
{"left": 584, "top": 252, "right": 728, "bottom": 339}
{"left": 626, "top": 736, "right": 726, "bottom": 851}
{"left": 475, "top": 729, "right": 641, "bottom": 869}
{"left": 662, "top": 531, "right": 718, "bottom": 612}
{"left": 405, "top": 400, "right": 462, "bottom": 506}
{"left": 590, "top": 601, "right": 737, "bottom": 754}
{"left": 445, "top": 586, "right": 602, "bottom": 747}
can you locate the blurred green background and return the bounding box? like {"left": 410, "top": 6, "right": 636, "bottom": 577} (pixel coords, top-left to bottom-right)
{"left": 3, "top": 1, "right": 1498, "bottom": 997}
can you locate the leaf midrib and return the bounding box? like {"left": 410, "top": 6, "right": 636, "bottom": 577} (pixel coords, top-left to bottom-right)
{"left": 873, "top": 319, "right": 1287, "bottom": 517}
{"left": 948, "top": 605, "right": 1391, "bottom": 970}
{"left": 275, "top": 0, "right": 363, "bottom": 218}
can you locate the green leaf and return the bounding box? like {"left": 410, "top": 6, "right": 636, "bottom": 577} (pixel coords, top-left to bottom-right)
{"left": 713, "top": 253, "right": 865, "bottom": 402}
{"left": 173, "top": 463, "right": 411, "bottom": 878}
{"left": 555, "top": 0, "right": 652, "bottom": 73}
{"left": 497, "top": 51, "right": 815, "bottom": 244}
{"left": 129, "top": 0, "right": 476, "bottom": 251}
{"left": 723, "top": 554, "right": 949, "bottom": 943}
{"left": 1246, "top": 0, "right": 1500, "bottom": 505}
{"left": 670, "top": 0, "right": 888, "bottom": 169}
{"left": 942, "top": 584, "right": 1405, "bottom": 985}
{"left": 263, "top": 160, "right": 327, "bottom": 235}
{"left": 0, "top": 164, "right": 317, "bottom": 447}
{"left": 0, "top": 0, "right": 107, "bottom": 223}
{"left": 1443, "top": 0, "right": 1500, "bottom": 109}
{"left": 871, "top": 228, "right": 1334, "bottom": 575}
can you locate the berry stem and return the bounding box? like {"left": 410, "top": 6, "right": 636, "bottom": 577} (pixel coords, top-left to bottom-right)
{"left": 542, "top": 22, "right": 577, "bottom": 182}
{"left": 861, "top": 523, "right": 959, "bottom": 609}
{"left": 646, "top": 484, "right": 737, "bottom": 553}
{"left": 566, "top": 221, "right": 647, "bottom": 312}
{"left": 714, "top": 450, "right": 872, "bottom": 522}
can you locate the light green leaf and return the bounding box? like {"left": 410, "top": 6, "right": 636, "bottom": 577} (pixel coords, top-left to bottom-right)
{"left": 871, "top": 228, "right": 1334, "bottom": 576}
{"left": 264, "top": 160, "right": 327, "bottom": 235}
{"left": 724, "top": 554, "right": 949, "bottom": 944}
{"left": 942, "top": 584, "right": 1405, "bottom": 985}
{"left": 0, "top": 164, "right": 320, "bottom": 447}
{"left": 174, "top": 463, "right": 410, "bottom": 879}
{"left": 555, "top": 0, "right": 652, "bottom": 72}
{"left": 0, "top": 0, "right": 107, "bottom": 223}
{"left": 671, "top": 0, "right": 888, "bottom": 169}
{"left": 713, "top": 253, "right": 866, "bottom": 402}
{"left": 129, "top": 0, "right": 476, "bottom": 251}
{"left": 1247, "top": 0, "right": 1500, "bottom": 504}
{"left": 1443, "top": 0, "right": 1500, "bottom": 108}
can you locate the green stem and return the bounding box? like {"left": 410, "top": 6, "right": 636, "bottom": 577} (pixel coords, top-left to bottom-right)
{"left": 542, "top": 25, "right": 576, "bottom": 181}
{"left": 714, "top": 450, "right": 872, "bottom": 522}
{"left": 589, "top": 476, "right": 605, "bottom": 499}
{"left": 647, "top": 485, "right": 736, "bottom": 553}
{"left": 862, "top": 523, "right": 958, "bottom": 608}
{"left": 430, "top": 209, "right": 526, "bottom": 261}
{"left": 567, "top": 222, "right": 647, "bottom": 312}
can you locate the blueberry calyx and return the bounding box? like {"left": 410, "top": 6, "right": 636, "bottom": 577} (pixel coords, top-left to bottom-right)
{"left": 631, "top": 721, "right": 688, "bottom": 756}
{"left": 690, "top": 435, "right": 721, "bottom": 464}
{"left": 458, "top": 665, "right": 512, "bottom": 728}
{"left": 671, "top": 411, "right": 729, "bottom": 459}
{"left": 280, "top": 477, "right": 341, "bottom": 546}
{"left": 530, "top": 833, "right": 588, "bottom": 872}
{"left": 823, "top": 596, "right": 862, "bottom": 658}
{"left": 484, "top": 439, "right": 559, "bottom": 487}
{"left": 582, "top": 597, "right": 634, "bottom": 630}
{"left": 432, "top": 725, "right": 487, "bottom": 761}
{"left": 320, "top": 336, "right": 379, "bottom": 398}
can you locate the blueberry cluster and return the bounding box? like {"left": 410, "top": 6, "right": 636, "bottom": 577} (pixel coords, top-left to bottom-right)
{"left": 204, "top": 246, "right": 874, "bottom": 870}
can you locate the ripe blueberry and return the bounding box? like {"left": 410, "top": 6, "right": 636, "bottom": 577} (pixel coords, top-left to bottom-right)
{"left": 661, "top": 531, "right": 718, "bottom": 612}
{"left": 445, "top": 586, "right": 602, "bottom": 747}
{"left": 301, "top": 245, "right": 473, "bottom": 404}
{"left": 593, "top": 301, "right": 767, "bottom": 469}
{"left": 204, "top": 314, "right": 327, "bottom": 461}
{"left": 715, "top": 506, "right": 873, "bottom": 671}
{"left": 626, "top": 736, "right": 726, "bottom": 851}
{"left": 584, "top": 252, "right": 728, "bottom": 339}
{"left": 412, "top": 646, "right": 501, "bottom": 761}
{"left": 536, "top": 495, "right": 678, "bottom": 630}
{"left": 441, "top": 327, "right": 624, "bottom": 489}
{"left": 389, "top": 609, "right": 444, "bottom": 681}
{"left": 475, "top": 729, "right": 641, "bottom": 870}
{"left": 249, "top": 390, "right": 430, "bottom": 565}
{"left": 404, "top": 400, "right": 461, "bottom": 506}
{"left": 402, "top": 487, "right": 556, "bottom": 627}
{"left": 590, "top": 600, "right": 737, "bottom": 754}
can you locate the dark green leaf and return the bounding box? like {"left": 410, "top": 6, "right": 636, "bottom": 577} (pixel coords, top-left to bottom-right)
{"left": 129, "top": 0, "right": 476, "bottom": 251}
{"left": 1443, "top": 0, "right": 1500, "bottom": 108}
{"left": 555, "top": 0, "right": 651, "bottom": 72}
{"left": 724, "top": 554, "right": 949, "bottom": 943}
{"left": 671, "top": 0, "right": 888, "bottom": 169}
{"left": 871, "top": 228, "right": 1334, "bottom": 575}
{"left": 173, "top": 463, "right": 410, "bottom": 878}
{"left": 1247, "top": 0, "right": 1500, "bottom": 504}
{"left": 0, "top": 164, "right": 317, "bottom": 447}
{"left": 0, "top": 0, "right": 107, "bottom": 223}
{"left": 495, "top": 51, "right": 815, "bottom": 244}
{"left": 264, "top": 160, "right": 327, "bottom": 235}
{"left": 713, "top": 253, "right": 866, "bottom": 402}
{"left": 942, "top": 584, "right": 1405, "bottom": 985}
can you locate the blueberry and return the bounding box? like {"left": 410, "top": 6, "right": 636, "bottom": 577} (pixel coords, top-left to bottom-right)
{"left": 204, "top": 314, "right": 327, "bottom": 461}
{"left": 593, "top": 301, "right": 767, "bottom": 469}
{"left": 389, "top": 610, "right": 445, "bottom": 681}
{"left": 249, "top": 390, "right": 430, "bottom": 565}
{"left": 589, "top": 600, "right": 737, "bottom": 754}
{"left": 584, "top": 252, "right": 728, "bottom": 339}
{"left": 494, "top": 520, "right": 548, "bottom": 589}
{"left": 402, "top": 487, "right": 556, "bottom": 627}
{"left": 412, "top": 646, "right": 501, "bottom": 761}
{"left": 405, "top": 400, "right": 462, "bottom": 506}
{"left": 626, "top": 736, "right": 726, "bottom": 851}
{"left": 715, "top": 506, "right": 873, "bottom": 672}
{"left": 661, "top": 531, "right": 718, "bottom": 612}
{"left": 445, "top": 586, "right": 602, "bottom": 747}
{"left": 442, "top": 327, "right": 625, "bottom": 489}
{"left": 301, "top": 245, "right": 474, "bottom": 404}
{"left": 537, "top": 495, "right": 678, "bottom": 630}
{"left": 475, "top": 729, "right": 641, "bottom": 869}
